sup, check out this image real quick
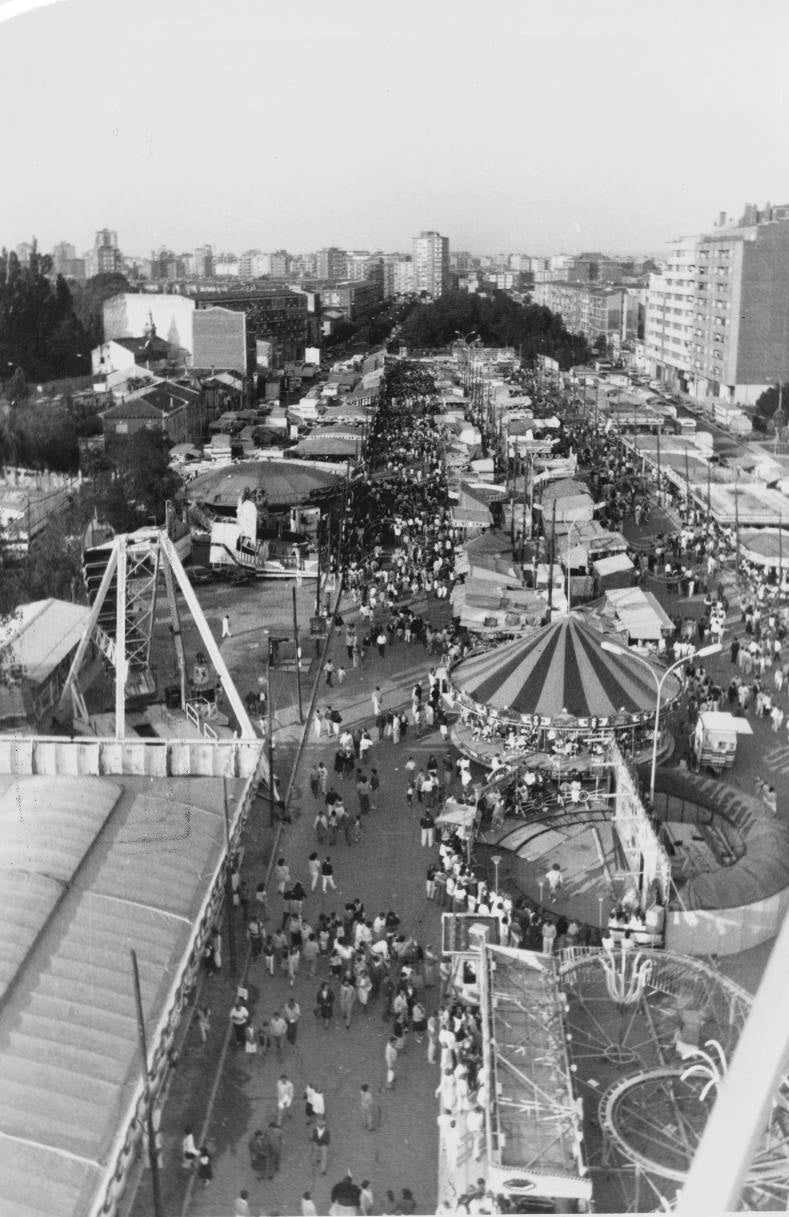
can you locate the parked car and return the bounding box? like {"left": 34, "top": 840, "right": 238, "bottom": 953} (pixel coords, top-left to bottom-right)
{"left": 186, "top": 564, "right": 217, "bottom": 585}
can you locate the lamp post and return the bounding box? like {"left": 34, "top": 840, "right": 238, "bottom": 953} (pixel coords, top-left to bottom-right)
{"left": 564, "top": 516, "right": 585, "bottom": 613}
{"left": 491, "top": 854, "right": 502, "bottom": 895}
{"left": 600, "top": 640, "right": 722, "bottom": 805}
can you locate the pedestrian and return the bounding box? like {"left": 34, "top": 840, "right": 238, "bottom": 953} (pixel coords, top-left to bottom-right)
{"left": 315, "top": 981, "right": 335, "bottom": 1029}
{"left": 384, "top": 1035, "right": 398, "bottom": 1089}
{"left": 339, "top": 974, "right": 356, "bottom": 1029}
{"left": 321, "top": 856, "right": 337, "bottom": 893}
{"left": 545, "top": 862, "right": 563, "bottom": 900}
{"left": 248, "top": 1128, "right": 269, "bottom": 1179}
{"left": 263, "top": 935, "right": 275, "bottom": 975}
{"left": 324, "top": 658, "right": 335, "bottom": 686}
{"left": 221, "top": 615, "right": 231, "bottom": 639}
{"left": 337, "top": 664, "right": 346, "bottom": 685}
{"left": 247, "top": 915, "right": 263, "bottom": 959}
{"left": 211, "top": 924, "right": 222, "bottom": 971}
{"left": 230, "top": 997, "right": 249, "bottom": 1047}
{"left": 304, "top": 1081, "right": 326, "bottom": 1128}
{"left": 197, "top": 1145, "right": 213, "bottom": 1187}
{"left": 542, "top": 918, "right": 557, "bottom": 954}
{"left": 287, "top": 943, "right": 301, "bottom": 986}
{"left": 359, "top": 1083, "right": 375, "bottom": 1130}
{"left": 275, "top": 857, "right": 291, "bottom": 895}
{"left": 276, "top": 1074, "right": 294, "bottom": 1125}
{"left": 244, "top": 1022, "right": 259, "bottom": 1057}
{"left": 181, "top": 1125, "right": 198, "bottom": 1170}
{"left": 234, "top": 1189, "right": 251, "bottom": 1216}
{"left": 376, "top": 629, "right": 387, "bottom": 658}
{"left": 310, "top": 1118, "right": 330, "bottom": 1175}
{"left": 309, "top": 764, "right": 320, "bottom": 799}
{"left": 420, "top": 807, "right": 435, "bottom": 847}
{"left": 196, "top": 1005, "right": 211, "bottom": 1044}
{"left": 301, "top": 1191, "right": 318, "bottom": 1217}
{"left": 360, "top": 1179, "right": 375, "bottom": 1216}
{"left": 284, "top": 996, "right": 301, "bottom": 1044}
{"left": 308, "top": 850, "right": 321, "bottom": 891}
{"left": 270, "top": 1009, "right": 287, "bottom": 1057}
{"left": 266, "top": 1121, "right": 283, "bottom": 1179}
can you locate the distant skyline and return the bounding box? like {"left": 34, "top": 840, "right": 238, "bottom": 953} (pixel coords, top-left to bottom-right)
{"left": 3, "top": 0, "right": 789, "bottom": 258}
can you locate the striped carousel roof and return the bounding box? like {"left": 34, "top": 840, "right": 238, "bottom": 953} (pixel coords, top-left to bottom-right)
{"left": 451, "top": 615, "right": 680, "bottom": 721}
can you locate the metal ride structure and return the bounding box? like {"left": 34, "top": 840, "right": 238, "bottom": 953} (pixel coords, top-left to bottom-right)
{"left": 556, "top": 946, "right": 789, "bottom": 1213}
{"left": 59, "top": 529, "right": 256, "bottom": 742}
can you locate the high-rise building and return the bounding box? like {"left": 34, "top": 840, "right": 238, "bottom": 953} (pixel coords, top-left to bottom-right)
{"left": 15, "top": 242, "right": 34, "bottom": 265}
{"left": 316, "top": 247, "right": 347, "bottom": 281}
{"left": 645, "top": 203, "right": 789, "bottom": 403}
{"left": 412, "top": 230, "right": 449, "bottom": 298}
{"left": 269, "top": 250, "right": 290, "bottom": 277}
{"left": 193, "top": 245, "right": 214, "bottom": 279}
{"left": 84, "top": 229, "right": 123, "bottom": 278}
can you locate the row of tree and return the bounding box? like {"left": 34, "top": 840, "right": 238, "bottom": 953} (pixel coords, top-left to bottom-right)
{"left": 0, "top": 240, "right": 132, "bottom": 387}
{"left": 0, "top": 431, "right": 183, "bottom": 616}
{"left": 395, "top": 289, "right": 591, "bottom": 368}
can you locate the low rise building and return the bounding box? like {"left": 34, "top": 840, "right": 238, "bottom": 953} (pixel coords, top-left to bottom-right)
{"left": 0, "top": 598, "right": 91, "bottom": 731}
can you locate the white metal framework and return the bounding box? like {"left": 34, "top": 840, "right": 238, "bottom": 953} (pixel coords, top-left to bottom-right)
{"left": 59, "top": 530, "right": 256, "bottom": 739}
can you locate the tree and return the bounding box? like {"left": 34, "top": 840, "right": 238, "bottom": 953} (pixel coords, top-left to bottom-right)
{"left": 71, "top": 272, "right": 130, "bottom": 349}
{"left": 0, "top": 241, "right": 90, "bottom": 381}
{"left": 754, "top": 383, "right": 789, "bottom": 422}
{"left": 397, "top": 289, "right": 591, "bottom": 368}
{"left": 111, "top": 430, "right": 184, "bottom": 528}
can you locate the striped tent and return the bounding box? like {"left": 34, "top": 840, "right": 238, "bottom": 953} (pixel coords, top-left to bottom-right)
{"left": 451, "top": 615, "right": 680, "bottom": 725}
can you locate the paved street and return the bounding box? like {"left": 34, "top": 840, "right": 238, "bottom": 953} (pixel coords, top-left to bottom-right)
{"left": 130, "top": 587, "right": 453, "bottom": 1217}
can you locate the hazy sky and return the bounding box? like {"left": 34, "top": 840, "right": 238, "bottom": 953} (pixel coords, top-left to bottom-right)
{"left": 3, "top": 0, "right": 789, "bottom": 258}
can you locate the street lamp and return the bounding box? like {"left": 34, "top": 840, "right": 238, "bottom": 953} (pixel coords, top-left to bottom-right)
{"left": 600, "top": 640, "right": 722, "bottom": 805}
{"left": 564, "top": 515, "right": 585, "bottom": 613}
{"left": 491, "top": 854, "right": 502, "bottom": 895}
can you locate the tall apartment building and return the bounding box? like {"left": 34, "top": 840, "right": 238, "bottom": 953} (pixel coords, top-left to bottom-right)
{"left": 269, "top": 250, "right": 290, "bottom": 277}
{"left": 316, "top": 247, "right": 347, "bottom": 281}
{"left": 413, "top": 230, "right": 449, "bottom": 298}
{"left": 344, "top": 251, "right": 371, "bottom": 281}
{"left": 193, "top": 245, "right": 214, "bottom": 278}
{"left": 194, "top": 287, "right": 309, "bottom": 365}
{"left": 84, "top": 229, "right": 123, "bottom": 278}
{"left": 645, "top": 204, "right": 789, "bottom": 403}
{"left": 51, "top": 241, "right": 86, "bottom": 281}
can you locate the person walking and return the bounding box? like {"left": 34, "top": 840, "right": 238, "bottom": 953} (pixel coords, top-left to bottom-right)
{"left": 181, "top": 1125, "right": 198, "bottom": 1171}
{"left": 324, "top": 658, "right": 335, "bottom": 687}
{"left": 284, "top": 996, "right": 301, "bottom": 1045}
{"left": 359, "top": 1083, "right": 375, "bottom": 1131}
{"left": 308, "top": 851, "right": 321, "bottom": 891}
{"left": 310, "top": 1118, "right": 330, "bottom": 1175}
{"left": 339, "top": 974, "right": 356, "bottom": 1030}
{"left": 196, "top": 1005, "right": 211, "bottom": 1044}
{"left": 309, "top": 765, "right": 320, "bottom": 799}
{"left": 197, "top": 1145, "right": 213, "bottom": 1188}
{"left": 230, "top": 997, "right": 249, "bottom": 1047}
{"left": 304, "top": 1083, "right": 327, "bottom": 1150}
{"left": 384, "top": 1036, "right": 399, "bottom": 1090}
{"left": 276, "top": 1074, "right": 294, "bottom": 1125}
{"left": 247, "top": 915, "right": 263, "bottom": 960}
{"left": 270, "top": 1010, "right": 287, "bottom": 1058}
{"left": 420, "top": 808, "right": 435, "bottom": 847}
{"left": 321, "top": 856, "right": 337, "bottom": 893}
{"left": 315, "top": 981, "right": 335, "bottom": 1029}
{"left": 221, "top": 615, "right": 231, "bottom": 639}
{"left": 266, "top": 1121, "right": 283, "bottom": 1179}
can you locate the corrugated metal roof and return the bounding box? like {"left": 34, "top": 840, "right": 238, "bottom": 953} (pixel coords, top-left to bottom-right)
{"left": 0, "top": 599, "right": 90, "bottom": 685}
{"left": 0, "top": 772, "right": 244, "bottom": 1217}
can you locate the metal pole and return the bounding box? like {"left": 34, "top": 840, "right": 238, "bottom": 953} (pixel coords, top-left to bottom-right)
{"left": 735, "top": 483, "right": 740, "bottom": 576}
{"left": 656, "top": 425, "right": 662, "bottom": 501}
{"left": 292, "top": 585, "right": 303, "bottom": 724}
{"left": 522, "top": 457, "right": 529, "bottom": 547}
{"left": 677, "top": 907, "right": 789, "bottom": 1215}
{"left": 547, "top": 498, "right": 557, "bottom": 614}
{"left": 222, "top": 778, "right": 238, "bottom": 976}
{"left": 267, "top": 636, "right": 275, "bottom": 826}
{"left": 130, "top": 949, "right": 164, "bottom": 1217}
{"left": 706, "top": 458, "right": 711, "bottom": 531}
{"left": 684, "top": 445, "right": 691, "bottom": 513}
{"left": 314, "top": 514, "right": 322, "bottom": 616}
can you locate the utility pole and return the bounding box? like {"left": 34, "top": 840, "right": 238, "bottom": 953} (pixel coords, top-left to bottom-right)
{"left": 267, "top": 636, "right": 275, "bottom": 827}
{"left": 547, "top": 497, "right": 557, "bottom": 614}
{"left": 292, "top": 586, "right": 303, "bottom": 724}
{"left": 130, "top": 950, "right": 164, "bottom": 1217}
{"left": 222, "top": 779, "right": 237, "bottom": 976}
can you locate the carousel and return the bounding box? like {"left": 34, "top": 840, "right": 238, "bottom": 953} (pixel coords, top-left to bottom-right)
{"left": 450, "top": 614, "right": 682, "bottom": 767}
